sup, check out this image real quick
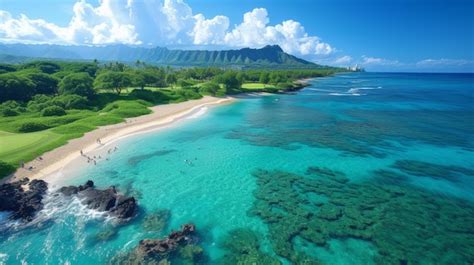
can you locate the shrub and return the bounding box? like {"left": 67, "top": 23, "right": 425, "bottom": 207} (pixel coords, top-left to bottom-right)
{"left": 0, "top": 161, "right": 16, "bottom": 179}
{"left": 18, "top": 121, "right": 49, "bottom": 132}
{"left": 59, "top": 73, "right": 95, "bottom": 98}
{"left": 129, "top": 89, "right": 157, "bottom": 103}
{"left": 52, "top": 94, "right": 88, "bottom": 109}
{"left": 42, "top": 106, "right": 66, "bottom": 116}
{"left": 1, "top": 108, "right": 18, "bottom": 117}
{"left": 276, "top": 82, "right": 294, "bottom": 90}
{"left": 199, "top": 82, "right": 220, "bottom": 96}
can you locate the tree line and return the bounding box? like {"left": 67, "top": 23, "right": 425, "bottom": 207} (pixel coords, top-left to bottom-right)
{"left": 0, "top": 60, "right": 341, "bottom": 108}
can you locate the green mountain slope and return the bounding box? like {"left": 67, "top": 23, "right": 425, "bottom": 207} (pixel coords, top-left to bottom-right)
{"left": 0, "top": 44, "right": 321, "bottom": 69}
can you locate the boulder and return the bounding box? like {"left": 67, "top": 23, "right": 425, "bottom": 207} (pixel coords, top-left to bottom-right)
{"left": 0, "top": 178, "right": 48, "bottom": 221}
{"left": 59, "top": 180, "right": 137, "bottom": 220}
{"left": 110, "top": 224, "right": 200, "bottom": 264}
{"left": 136, "top": 224, "right": 197, "bottom": 259}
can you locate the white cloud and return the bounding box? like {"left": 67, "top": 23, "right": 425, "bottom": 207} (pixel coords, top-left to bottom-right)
{"left": 223, "top": 9, "right": 333, "bottom": 56}
{"left": 192, "top": 14, "right": 229, "bottom": 45}
{"left": 0, "top": 0, "right": 334, "bottom": 58}
{"left": 361, "top": 55, "right": 400, "bottom": 66}
{"left": 333, "top": 55, "right": 352, "bottom": 65}
{"left": 416, "top": 58, "right": 473, "bottom": 67}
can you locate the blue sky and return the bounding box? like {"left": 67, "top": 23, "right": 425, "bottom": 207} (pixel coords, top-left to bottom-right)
{"left": 0, "top": 0, "right": 473, "bottom": 72}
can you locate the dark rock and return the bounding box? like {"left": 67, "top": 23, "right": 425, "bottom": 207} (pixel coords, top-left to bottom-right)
{"left": 0, "top": 178, "right": 48, "bottom": 221}
{"left": 136, "top": 224, "right": 196, "bottom": 259}
{"left": 111, "top": 195, "right": 136, "bottom": 219}
{"left": 58, "top": 186, "right": 79, "bottom": 196}
{"left": 58, "top": 180, "right": 137, "bottom": 220}
{"left": 110, "top": 224, "right": 199, "bottom": 265}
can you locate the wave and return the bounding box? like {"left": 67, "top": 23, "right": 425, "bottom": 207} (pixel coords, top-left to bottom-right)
{"left": 186, "top": 106, "right": 208, "bottom": 119}
{"left": 306, "top": 88, "right": 337, "bottom": 93}
{"left": 1, "top": 191, "right": 117, "bottom": 232}
{"left": 0, "top": 253, "right": 7, "bottom": 265}
{"left": 329, "top": 93, "right": 362, "bottom": 96}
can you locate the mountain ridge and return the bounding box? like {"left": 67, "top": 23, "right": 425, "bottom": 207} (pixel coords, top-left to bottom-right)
{"left": 0, "top": 43, "right": 320, "bottom": 69}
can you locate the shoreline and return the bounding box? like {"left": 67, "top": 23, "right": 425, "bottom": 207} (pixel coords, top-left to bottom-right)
{"left": 5, "top": 96, "right": 235, "bottom": 185}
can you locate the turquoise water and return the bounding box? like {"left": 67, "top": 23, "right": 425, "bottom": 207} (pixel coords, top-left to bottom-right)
{"left": 1, "top": 73, "right": 474, "bottom": 264}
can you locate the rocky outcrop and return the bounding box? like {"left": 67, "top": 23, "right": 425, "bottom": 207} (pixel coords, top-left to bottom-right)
{"left": 111, "top": 224, "right": 201, "bottom": 264}
{"left": 0, "top": 178, "right": 48, "bottom": 221}
{"left": 137, "top": 224, "right": 196, "bottom": 258}
{"left": 59, "top": 180, "right": 137, "bottom": 220}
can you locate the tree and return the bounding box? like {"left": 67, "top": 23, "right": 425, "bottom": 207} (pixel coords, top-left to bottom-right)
{"left": 199, "top": 82, "right": 220, "bottom": 96}
{"left": 177, "top": 79, "right": 193, "bottom": 88}
{"left": 21, "top": 72, "right": 58, "bottom": 95}
{"left": 259, "top": 72, "right": 270, "bottom": 85}
{"left": 94, "top": 71, "right": 133, "bottom": 95}
{"left": 166, "top": 73, "right": 177, "bottom": 88}
{"left": 236, "top": 72, "right": 246, "bottom": 85}
{"left": 21, "top": 61, "right": 61, "bottom": 74}
{"left": 0, "top": 73, "right": 35, "bottom": 102}
{"left": 221, "top": 71, "right": 242, "bottom": 90}
{"left": 59, "top": 73, "right": 95, "bottom": 98}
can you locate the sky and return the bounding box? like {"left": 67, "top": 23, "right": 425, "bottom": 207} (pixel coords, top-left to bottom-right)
{"left": 0, "top": 0, "right": 473, "bottom": 72}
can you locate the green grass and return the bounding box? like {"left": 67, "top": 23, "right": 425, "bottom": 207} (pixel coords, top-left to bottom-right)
{"left": 0, "top": 130, "right": 65, "bottom": 164}
{"left": 241, "top": 83, "right": 275, "bottom": 89}
{"left": 0, "top": 87, "right": 207, "bottom": 179}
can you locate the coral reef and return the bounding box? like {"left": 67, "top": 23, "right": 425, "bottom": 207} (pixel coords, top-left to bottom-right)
{"left": 143, "top": 209, "right": 171, "bottom": 232}
{"left": 249, "top": 167, "right": 474, "bottom": 264}
{"left": 392, "top": 159, "right": 474, "bottom": 182}
{"left": 227, "top": 102, "right": 474, "bottom": 157}
{"left": 217, "top": 228, "right": 281, "bottom": 265}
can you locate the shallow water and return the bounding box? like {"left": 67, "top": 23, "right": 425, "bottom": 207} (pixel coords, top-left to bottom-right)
{"left": 1, "top": 72, "right": 473, "bottom": 264}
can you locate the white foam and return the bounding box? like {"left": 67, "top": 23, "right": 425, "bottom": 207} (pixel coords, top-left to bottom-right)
{"left": 0, "top": 253, "right": 7, "bottom": 265}
{"left": 186, "top": 106, "right": 208, "bottom": 119}
{"left": 307, "top": 88, "right": 337, "bottom": 93}
{"left": 329, "top": 93, "right": 362, "bottom": 96}
{"left": 2, "top": 191, "right": 117, "bottom": 232}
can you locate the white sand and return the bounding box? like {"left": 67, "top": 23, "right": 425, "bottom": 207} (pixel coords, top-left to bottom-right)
{"left": 7, "top": 96, "right": 234, "bottom": 184}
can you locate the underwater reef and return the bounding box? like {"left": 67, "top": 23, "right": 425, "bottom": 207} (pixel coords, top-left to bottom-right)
{"left": 217, "top": 228, "right": 281, "bottom": 265}
{"left": 110, "top": 223, "right": 203, "bottom": 265}
{"left": 248, "top": 167, "right": 474, "bottom": 264}
{"left": 227, "top": 102, "right": 474, "bottom": 157}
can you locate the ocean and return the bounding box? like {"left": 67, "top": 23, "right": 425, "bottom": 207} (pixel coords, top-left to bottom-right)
{"left": 1, "top": 72, "right": 473, "bottom": 264}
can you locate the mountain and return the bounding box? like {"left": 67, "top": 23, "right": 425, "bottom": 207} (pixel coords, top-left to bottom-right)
{"left": 0, "top": 43, "right": 319, "bottom": 69}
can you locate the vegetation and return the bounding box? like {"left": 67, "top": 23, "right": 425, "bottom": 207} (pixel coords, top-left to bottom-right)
{"left": 0, "top": 60, "right": 344, "bottom": 179}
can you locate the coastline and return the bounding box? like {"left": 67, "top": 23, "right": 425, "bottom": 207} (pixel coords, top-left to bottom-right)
{"left": 6, "top": 96, "right": 235, "bottom": 185}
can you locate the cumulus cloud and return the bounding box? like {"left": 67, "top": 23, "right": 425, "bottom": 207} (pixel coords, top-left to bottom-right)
{"left": 360, "top": 55, "right": 400, "bottom": 66}
{"left": 0, "top": 0, "right": 334, "bottom": 58}
{"left": 332, "top": 55, "right": 352, "bottom": 65}
{"left": 224, "top": 9, "right": 333, "bottom": 56}
{"left": 416, "top": 58, "right": 473, "bottom": 67}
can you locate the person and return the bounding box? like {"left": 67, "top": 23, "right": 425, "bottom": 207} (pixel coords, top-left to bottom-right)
{"left": 80, "top": 150, "right": 83, "bottom": 156}
{"left": 20, "top": 161, "right": 24, "bottom": 168}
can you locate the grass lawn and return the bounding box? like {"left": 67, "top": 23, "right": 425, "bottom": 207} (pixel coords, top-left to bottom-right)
{"left": 0, "top": 99, "right": 152, "bottom": 178}
{"left": 0, "top": 88, "right": 206, "bottom": 178}
{"left": 0, "top": 130, "right": 65, "bottom": 164}
{"left": 242, "top": 83, "right": 276, "bottom": 90}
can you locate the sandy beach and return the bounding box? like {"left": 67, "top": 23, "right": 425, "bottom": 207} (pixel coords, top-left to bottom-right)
{"left": 7, "top": 96, "right": 234, "bottom": 184}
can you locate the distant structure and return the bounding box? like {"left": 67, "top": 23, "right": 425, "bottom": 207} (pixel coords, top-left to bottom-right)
{"left": 347, "top": 64, "right": 365, "bottom": 72}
